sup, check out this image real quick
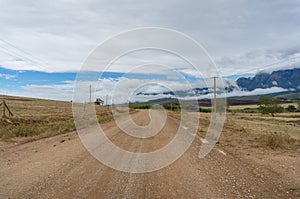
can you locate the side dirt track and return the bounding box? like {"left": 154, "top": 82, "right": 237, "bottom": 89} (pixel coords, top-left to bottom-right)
{"left": 0, "top": 110, "right": 299, "bottom": 198}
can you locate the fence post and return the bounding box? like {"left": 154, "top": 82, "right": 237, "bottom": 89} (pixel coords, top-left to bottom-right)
{"left": 2, "top": 100, "right": 5, "bottom": 118}
{"left": 1, "top": 100, "right": 13, "bottom": 118}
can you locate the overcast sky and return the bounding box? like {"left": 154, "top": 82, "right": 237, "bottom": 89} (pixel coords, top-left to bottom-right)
{"left": 0, "top": 0, "right": 300, "bottom": 102}
{"left": 0, "top": 0, "right": 300, "bottom": 75}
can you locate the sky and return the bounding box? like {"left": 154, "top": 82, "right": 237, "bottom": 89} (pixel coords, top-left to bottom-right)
{"left": 0, "top": 0, "right": 300, "bottom": 102}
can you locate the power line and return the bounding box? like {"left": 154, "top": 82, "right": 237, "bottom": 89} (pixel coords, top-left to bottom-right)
{"left": 0, "top": 37, "right": 299, "bottom": 77}
{"left": 0, "top": 38, "right": 53, "bottom": 72}
{"left": 0, "top": 46, "right": 46, "bottom": 70}
{"left": 0, "top": 45, "right": 50, "bottom": 72}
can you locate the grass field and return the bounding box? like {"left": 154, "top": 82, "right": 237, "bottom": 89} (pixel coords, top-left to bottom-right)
{"left": 221, "top": 112, "right": 300, "bottom": 150}
{"left": 0, "top": 95, "right": 113, "bottom": 142}
{"left": 229, "top": 102, "right": 299, "bottom": 110}
{"left": 168, "top": 109, "right": 300, "bottom": 151}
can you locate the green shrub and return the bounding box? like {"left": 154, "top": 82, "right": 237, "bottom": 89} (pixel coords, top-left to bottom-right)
{"left": 240, "top": 108, "right": 260, "bottom": 113}
{"left": 258, "top": 96, "right": 284, "bottom": 116}
{"left": 286, "top": 105, "right": 297, "bottom": 112}
{"left": 199, "top": 108, "right": 211, "bottom": 113}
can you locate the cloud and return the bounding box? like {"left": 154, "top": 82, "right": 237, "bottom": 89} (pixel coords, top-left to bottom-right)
{"left": 1, "top": 0, "right": 300, "bottom": 102}
{"left": 225, "top": 87, "right": 289, "bottom": 98}
{"left": 6, "top": 71, "right": 293, "bottom": 104}
{"left": 216, "top": 49, "right": 300, "bottom": 76}
{"left": 0, "top": 73, "right": 16, "bottom": 80}
{"left": 21, "top": 76, "right": 195, "bottom": 103}
{"left": 21, "top": 82, "right": 74, "bottom": 101}
{"left": 0, "top": 0, "right": 299, "bottom": 76}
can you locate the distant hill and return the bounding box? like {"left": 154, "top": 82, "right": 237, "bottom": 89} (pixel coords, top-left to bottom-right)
{"left": 237, "top": 68, "right": 300, "bottom": 91}
{"left": 227, "top": 90, "right": 300, "bottom": 105}
{"left": 137, "top": 90, "right": 300, "bottom": 106}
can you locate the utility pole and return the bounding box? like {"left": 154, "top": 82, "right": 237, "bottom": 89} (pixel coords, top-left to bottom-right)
{"left": 212, "top": 76, "right": 218, "bottom": 114}
{"left": 106, "top": 95, "right": 108, "bottom": 106}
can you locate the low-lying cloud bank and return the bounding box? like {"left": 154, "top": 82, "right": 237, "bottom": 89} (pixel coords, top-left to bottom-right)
{"left": 15, "top": 77, "right": 290, "bottom": 104}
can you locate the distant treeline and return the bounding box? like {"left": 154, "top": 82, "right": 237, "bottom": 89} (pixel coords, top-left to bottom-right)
{"left": 228, "top": 97, "right": 300, "bottom": 115}
{"left": 129, "top": 103, "right": 212, "bottom": 113}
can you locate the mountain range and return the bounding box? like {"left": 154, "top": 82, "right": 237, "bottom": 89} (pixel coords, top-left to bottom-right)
{"left": 236, "top": 68, "right": 300, "bottom": 91}
{"left": 135, "top": 68, "right": 300, "bottom": 99}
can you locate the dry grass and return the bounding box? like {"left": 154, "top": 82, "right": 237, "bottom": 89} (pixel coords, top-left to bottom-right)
{"left": 220, "top": 111, "right": 300, "bottom": 150}
{"left": 229, "top": 102, "right": 298, "bottom": 110}
{"left": 229, "top": 104, "right": 259, "bottom": 110}
{"left": 1, "top": 95, "right": 299, "bottom": 151}
{"left": 168, "top": 109, "right": 300, "bottom": 151}
{"left": 261, "top": 132, "right": 297, "bottom": 149}
{"left": 0, "top": 95, "right": 113, "bottom": 142}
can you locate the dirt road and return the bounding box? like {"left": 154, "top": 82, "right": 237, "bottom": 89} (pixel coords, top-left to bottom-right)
{"left": 0, "top": 110, "right": 299, "bottom": 198}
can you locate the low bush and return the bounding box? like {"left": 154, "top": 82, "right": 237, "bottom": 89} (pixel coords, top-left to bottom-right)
{"left": 260, "top": 132, "right": 298, "bottom": 149}
{"left": 240, "top": 108, "right": 260, "bottom": 113}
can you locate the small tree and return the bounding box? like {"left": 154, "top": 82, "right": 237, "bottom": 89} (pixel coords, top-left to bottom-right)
{"left": 258, "top": 96, "right": 283, "bottom": 116}
{"left": 297, "top": 102, "right": 300, "bottom": 112}
{"left": 286, "top": 105, "right": 297, "bottom": 112}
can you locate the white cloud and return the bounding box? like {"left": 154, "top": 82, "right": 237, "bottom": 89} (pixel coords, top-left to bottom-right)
{"left": 225, "top": 87, "right": 289, "bottom": 98}
{"left": 0, "top": 73, "right": 16, "bottom": 80}
{"left": 7, "top": 72, "right": 293, "bottom": 104}
{"left": 21, "top": 77, "right": 195, "bottom": 103}
{"left": 179, "top": 69, "right": 204, "bottom": 79}
{"left": 1, "top": 0, "right": 300, "bottom": 102}
{"left": 21, "top": 83, "right": 75, "bottom": 101}
{"left": 216, "top": 50, "right": 300, "bottom": 76}
{"left": 0, "top": 0, "right": 299, "bottom": 76}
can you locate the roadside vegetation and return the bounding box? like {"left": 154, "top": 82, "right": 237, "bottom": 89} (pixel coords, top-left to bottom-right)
{"left": 129, "top": 102, "right": 212, "bottom": 112}
{"left": 0, "top": 95, "right": 113, "bottom": 142}
{"left": 224, "top": 96, "right": 300, "bottom": 150}
{"left": 258, "top": 96, "right": 284, "bottom": 116}
{"left": 1, "top": 95, "right": 299, "bottom": 151}
{"left": 165, "top": 96, "right": 300, "bottom": 151}
{"left": 228, "top": 96, "right": 300, "bottom": 115}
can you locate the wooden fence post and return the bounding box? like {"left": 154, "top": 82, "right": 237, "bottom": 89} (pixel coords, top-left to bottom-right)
{"left": 2, "top": 100, "right": 5, "bottom": 118}
{"left": 1, "top": 100, "right": 13, "bottom": 118}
